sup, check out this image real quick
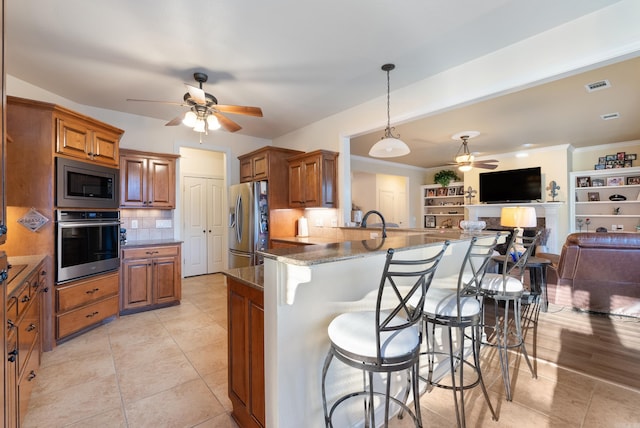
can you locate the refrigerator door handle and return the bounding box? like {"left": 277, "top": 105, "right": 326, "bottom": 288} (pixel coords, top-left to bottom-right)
{"left": 235, "top": 193, "right": 243, "bottom": 243}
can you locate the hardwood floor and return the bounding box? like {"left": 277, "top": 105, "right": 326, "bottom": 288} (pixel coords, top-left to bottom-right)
{"left": 521, "top": 302, "right": 640, "bottom": 391}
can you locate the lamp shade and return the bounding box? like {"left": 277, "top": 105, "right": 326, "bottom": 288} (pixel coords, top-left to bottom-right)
{"left": 369, "top": 137, "right": 411, "bottom": 158}
{"left": 500, "top": 206, "right": 537, "bottom": 228}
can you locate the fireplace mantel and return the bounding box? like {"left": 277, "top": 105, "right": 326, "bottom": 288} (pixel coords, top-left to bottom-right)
{"left": 465, "top": 203, "right": 565, "bottom": 253}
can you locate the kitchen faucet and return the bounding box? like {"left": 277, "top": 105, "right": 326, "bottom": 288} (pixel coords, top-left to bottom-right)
{"left": 360, "top": 210, "right": 387, "bottom": 238}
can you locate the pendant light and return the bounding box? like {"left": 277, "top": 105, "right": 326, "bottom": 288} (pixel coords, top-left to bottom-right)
{"left": 369, "top": 64, "right": 411, "bottom": 158}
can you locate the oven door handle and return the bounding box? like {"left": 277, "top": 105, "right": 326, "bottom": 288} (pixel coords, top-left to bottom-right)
{"left": 58, "top": 221, "right": 122, "bottom": 228}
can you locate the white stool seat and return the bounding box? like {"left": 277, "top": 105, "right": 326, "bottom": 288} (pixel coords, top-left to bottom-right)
{"left": 328, "top": 311, "right": 420, "bottom": 359}
{"left": 423, "top": 288, "right": 481, "bottom": 318}
{"left": 480, "top": 273, "right": 524, "bottom": 294}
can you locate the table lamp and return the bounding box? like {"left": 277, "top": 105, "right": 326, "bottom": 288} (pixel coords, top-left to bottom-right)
{"left": 501, "top": 206, "right": 537, "bottom": 255}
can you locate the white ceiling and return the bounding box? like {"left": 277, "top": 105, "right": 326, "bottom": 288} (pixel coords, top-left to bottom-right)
{"left": 6, "top": 0, "right": 638, "bottom": 167}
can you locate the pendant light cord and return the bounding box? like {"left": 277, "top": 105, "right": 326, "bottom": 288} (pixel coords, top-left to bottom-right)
{"left": 382, "top": 63, "right": 399, "bottom": 139}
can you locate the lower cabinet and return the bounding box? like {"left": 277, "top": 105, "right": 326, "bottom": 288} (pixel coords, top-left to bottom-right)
{"left": 227, "top": 277, "right": 265, "bottom": 428}
{"left": 55, "top": 271, "right": 119, "bottom": 341}
{"left": 6, "top": 258, "right": 45, "bottom": 427}
{"left": 121, "top": 243, "right": 181, "bottom": 313}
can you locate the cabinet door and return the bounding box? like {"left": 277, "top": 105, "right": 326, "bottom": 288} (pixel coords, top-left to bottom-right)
{"left": 154, "top": 256, "right": 180, "bottom": 304}
{"left": 92, "top": 129, "right": 120, "bottom": 166}
{"left": 288, "top": 161, "right": 305, "bottom": 208}
{"left": 6, "top": 332, "right": 18, "bottom": 428}
{"left": 121, "top": 258, "right": 153, "bottom": 309}
{"left": 302, "top": 157, "right": 320, "bottom": 206}
{"left": 252, "top": 153, "right": 268, "bottom": 180}
{"left": 239, "top": 157, "right": 254, "bottom": 183}
{"left": 120, "top": 155, "right": 148, "bottom": 207}
{"left": 147, "top": 157, "right": 176, "bottom": 208}
{"left": 56, "top": 117, "right": 92, "bottom": 160}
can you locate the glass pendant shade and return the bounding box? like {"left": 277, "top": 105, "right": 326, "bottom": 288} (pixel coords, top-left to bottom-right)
{"left": 193, "top": 118, "right": 206, "bottom": 133}
{"left": 183, "top": 111, "right": 198, "bottom": 127}
{"left": 369, "top": 136, "right": 411, "bottom": 157}
{"left": 206, "top": 115, "right": 221, "bottom": 130}
{"left": 458, "top": 163, "right": 472, "bottom": 172}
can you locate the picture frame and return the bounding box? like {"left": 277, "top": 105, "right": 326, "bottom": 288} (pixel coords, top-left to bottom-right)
{"left": 598, "top": 156, "right": 606, "bottom": 164}
{"left": 605, "top": 154, "right": 616, "bottom": 161}
{"left": 576, "top": 176, "right": 591, "bottom": 187}
{"left": 436, "top": 187, "right": 448, "bottom": 196}
{"left": 624, "top": 161, "right": 633, "bottom": 168}
{"left": 447, "top": 187, "right": 457, "bottom": 196}
{"left": 594, "top": 164, "right": 605, "bottom": 170}
{"left": 588, "top": 192, "right": 600, "bottom": 201}
{"left": 626, "top": 176, "right": 640, "bottom": 185}
{"left": 606, "top": 176, "right": 624, "bottom": 186}
{"left": 424, "top": 215, "right": 436, "bottom": 228}
{"left": 625, "top": 153, "right": 637, "bottom": 161}
{"left": 617, "top": 151, "right": 626, "bottom": 161}
{"left": 427, "top": 189, "right": 435, "bottom": 197}
{"left": 591, "top": 178, "right": 605, "bottom": 187}
{"left": 456, "top": 186, "right": 465, "bottom": 195}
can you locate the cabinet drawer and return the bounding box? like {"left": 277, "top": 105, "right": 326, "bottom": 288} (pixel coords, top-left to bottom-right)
{"left": 17, "top": 300, "right": 39, "bottom": 376}
{"left": 123, "top": 245, "right": 179, "bottom": 259}
{"left": 57, "top": 295, "right": 119, "bottom": 339}
{"left": 7, "top": 295, "right": 18, "bottom": 330}
{"left": 56, "top": 272, "right": 119, "bottom": 312}
{"left": 16, "top": 284, "right": 32, "bottom": 320}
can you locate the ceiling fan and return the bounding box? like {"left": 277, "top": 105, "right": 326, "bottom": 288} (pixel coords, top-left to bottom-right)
{"left": 448, "top": 133, "right": 498, "bottom": 171}
{"left": 127, "top": 72, "right": 263, "bottom": 133}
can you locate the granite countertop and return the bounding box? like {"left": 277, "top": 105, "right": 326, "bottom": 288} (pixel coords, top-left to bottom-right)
{"left": 122, "top": 239, "right": 183, "bottom": 248}
{"left": 270, "top": 236, "right": 338, "bottom": 245}
{"left": 261, "top": 230, "right": 498, "bottom": 266}
{"left": 223, "top": 264, "right": 264, "bottom": 290}
{"left": 6, "top": 254, "right": 47, "bottom": 298}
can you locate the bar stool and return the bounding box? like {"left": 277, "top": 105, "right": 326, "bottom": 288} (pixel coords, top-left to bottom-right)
{"left": 421, "top": 234, "right": 500, "bottom": 428}
{"left": 479, "top": 230, "right": 541, "bottom": 401}
{"left": 321, "top": 242, "right": 450, "bottom": 428}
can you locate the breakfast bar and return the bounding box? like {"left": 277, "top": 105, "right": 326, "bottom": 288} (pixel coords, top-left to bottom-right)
{"left": 256, "top": 230, "right": 497, "bottom": 427}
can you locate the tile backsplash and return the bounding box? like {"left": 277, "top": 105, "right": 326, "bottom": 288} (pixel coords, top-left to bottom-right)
{"left": 121, "top": 209, "right": 174, "bottom": 241}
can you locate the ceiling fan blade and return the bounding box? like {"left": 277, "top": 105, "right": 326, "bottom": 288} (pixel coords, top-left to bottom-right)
{"left": 165, "top": 115, "right": 184, "bottom": 126}
{"left": 213, "top": 112, "right": 242, "bottom": 133}
{"left": 186, "top": 84, "right": 207, "bottom": 105}
{"left": 127, "top": 98, "right": 186, "bottom": 106}
{"left": 473, "top": 163, "right": 499, "bottom": 170}
{"left": 214, "top": 105, "right": 263, "bottom": 117}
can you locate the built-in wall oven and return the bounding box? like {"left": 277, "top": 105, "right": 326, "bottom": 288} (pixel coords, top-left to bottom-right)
{"left": 56, "top": 210, "right": 121, "bottom": 283}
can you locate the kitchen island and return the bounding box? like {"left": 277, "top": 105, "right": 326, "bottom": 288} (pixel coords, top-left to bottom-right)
{"left": 257, "top": 230, "right": 497, "bottom": 427}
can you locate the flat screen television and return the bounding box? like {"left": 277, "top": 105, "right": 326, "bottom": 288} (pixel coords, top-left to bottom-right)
{"left": 479, "top": 167, "right": 542, "bottom": 203}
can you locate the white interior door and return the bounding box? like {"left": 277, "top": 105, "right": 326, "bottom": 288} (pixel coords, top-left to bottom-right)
{"left": 183, "top": 176, "right": 208, "bottom": 277}
{"left": 207, "top": 178, "right": 225, "bottom": 273}
{"left": 183, "top": 176, "right": 225, "bottom": 276}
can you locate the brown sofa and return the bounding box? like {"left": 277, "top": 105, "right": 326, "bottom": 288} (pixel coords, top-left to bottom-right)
{"left": 539, "top": 233, "right": 640, "bottom": 317}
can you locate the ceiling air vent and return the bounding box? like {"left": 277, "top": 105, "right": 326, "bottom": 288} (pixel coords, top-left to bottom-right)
{"left": 585, "top": 79, "right": 611, "bottom": 92}
{"left": 600, "top": 112, "right": 620, "bottom": 120}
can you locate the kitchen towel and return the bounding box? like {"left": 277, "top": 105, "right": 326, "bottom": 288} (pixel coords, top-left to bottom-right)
{"left": 297, "top": 216, "right": 309, "bottom": 237}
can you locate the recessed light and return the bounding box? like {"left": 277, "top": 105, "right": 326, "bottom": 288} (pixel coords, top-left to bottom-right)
{"left": 516, "top": 152, "right": 529, "bottom": 158}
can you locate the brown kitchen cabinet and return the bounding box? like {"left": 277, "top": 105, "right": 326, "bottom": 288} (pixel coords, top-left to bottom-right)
{"left": 56, "top": 115, "right": 121, "bottom": 167}
{"left": 55, "top": 270, "right": 119, "bottom": 341}
{"left": 227, "top": 276, "right": 265, "bottom": 428}
{"left": 5, "top": 258, "right": 46, "bottom": 428}
{"left": 120, "top": 243, "right": 182, "bottom": 313}
{"left": 120, "top": 149, "right": 179, "bottom": 209}
{"left": 287, "top": 149, "right": 338, "bottom": 208}
{"left": 238, "top": 146, "right": 303, "bottom": 209}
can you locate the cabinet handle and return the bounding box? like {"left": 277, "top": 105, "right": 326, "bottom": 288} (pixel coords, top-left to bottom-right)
{"left": 21, "top": 295, "right": 30, "bottom": 303}
{"left": 26, "top": 323, "right": 37, "bottom": 332}
{"left": 0, "top": 269, "right": 7, "bottom": 282}
{"left": 8, "top": 349, "right": 17, "bottom": 363}
{"left": 27, "top": 370, "right": 37, "bottom": 381}
{"left": 145, "top": 250, "right": 159, "bottom": 255}
{"left": 44, "top": 287, "right": 49, "bottom": 293}
{"left": 85, "top": 311, "right": 99, "bottom": 318}
{"left": 7, "top": 319, "right": 15, "bottom": 329}
{"left": 85, "top": 288, "right": 100, "bottom": 294}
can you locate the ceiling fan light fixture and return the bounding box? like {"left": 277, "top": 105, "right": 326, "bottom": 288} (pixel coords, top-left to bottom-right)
{"left": 193, "top": 118, "right": 206, "bottom": 133}
{"left": 206, "top": 115, "right": 221, "bottom": 131}
{"left": 369, "top": 63, "right": 410, "bottom": 159}
{"left": 458, "top": 163, "right": 473, "bottom": 172}
{"left": 455, "top": 153, "right": 474, "bottom": 163}
{"left": 183, "top": 111, "right": 198, "bottom": 127}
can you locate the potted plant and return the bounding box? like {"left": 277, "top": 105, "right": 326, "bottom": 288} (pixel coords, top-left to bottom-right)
{"left": 434, "top": 169, "right": 460, "bottom": 187}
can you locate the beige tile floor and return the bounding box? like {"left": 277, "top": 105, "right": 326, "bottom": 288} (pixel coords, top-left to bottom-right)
{"left": 24, "top": 274, "right": 640, "bottom": 427}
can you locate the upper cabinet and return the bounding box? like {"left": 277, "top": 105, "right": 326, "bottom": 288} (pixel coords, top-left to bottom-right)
{"left": 120, "top": 149, "right": 179, "bottom": 209}
{"left": 56, "top": 115, "right": 120, "bottom": 167}
{"left": 287, "top": 150, "right": 338, "bottom": 208}
{"left": 238, "top": 146, "right": 303, "bottom": 209}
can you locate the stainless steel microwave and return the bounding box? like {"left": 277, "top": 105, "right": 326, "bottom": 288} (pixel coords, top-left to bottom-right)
{"left": 56, "top": 157, "right": 119, "bottom": 209}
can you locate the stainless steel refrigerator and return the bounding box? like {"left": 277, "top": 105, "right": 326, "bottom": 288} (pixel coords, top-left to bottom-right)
{"left": 228, "top": 181, "right": 269, "bottom": 268}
